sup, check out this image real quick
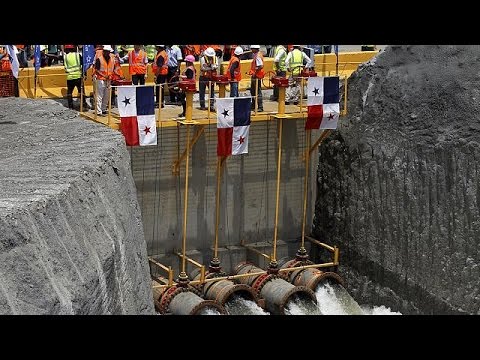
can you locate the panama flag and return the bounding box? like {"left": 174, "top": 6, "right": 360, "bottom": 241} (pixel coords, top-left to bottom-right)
{"left": 118, "top": 86, "right": 157, "bottom": 146}
{"left": 305, "top": 76, "right": 340, "bottom": 130}
{"left": 216, "top": 97, "right": 251, "bottom": 156}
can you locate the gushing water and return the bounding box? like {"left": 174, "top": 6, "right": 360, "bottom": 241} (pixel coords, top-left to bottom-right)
{"left": 361, "top": 305, "right": 401, "bottom": 315}
{"left": 285, "top": 295, "right": 321, "bottom": 315}
{"left": 315, "top": 282, "right": 363, "bottom": 315}
{"left": 315, "top": 282, "right": 401, "bottom": 315}
{"left": 225, "top": 295, "right": 269, "bottom": 315}
{"left": 198, "top": 308, "right": 222, "bottom": 315}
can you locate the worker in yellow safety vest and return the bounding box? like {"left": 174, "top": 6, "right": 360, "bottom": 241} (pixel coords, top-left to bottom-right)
{"left": 285, "top": 45, "right": 312, "bottom": 104}
{"left": 145, "top": 45, "right": 156, "bottom": 63}
{"left": 271, "top": 44, "right": 288, "bottom": 101}
{"left": 63, "top": 45, "right": 89, "bottom": 110}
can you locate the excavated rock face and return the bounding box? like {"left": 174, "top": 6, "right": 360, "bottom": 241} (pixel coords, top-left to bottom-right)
{"left": 313, "top": 45, "right": 480, "bottom": 314}
{"left": 0, "top": 98, "right": 154, "bottom": 314}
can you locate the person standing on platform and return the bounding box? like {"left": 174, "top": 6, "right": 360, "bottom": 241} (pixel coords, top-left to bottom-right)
{"left": 285, "top": 45, "right": 312, "bottom": 105}
{"left": 271, "top": 44, "right": 287, "bottom": 101}
{"left": 93, "top": 45, "right": 115, "bottom": 116}
{"left": 152, "top": 45, "right": 168, "bottom": 108}
{"left": 166, "top": 45, "right": 183, "bottom": 104}
{"left": 63, "top": 45, "right": 89, "bottom": 110}
{"left": 199, "top": 47, "right": 217, "bottom": 111}
{"left": 124, "top": 44, "right": 148, "bottom": 85}
{"left": 177, "top": 54, "right": 196, "bottom": 119}
{"left": 247, "top": 45, "right": 264, "bottom": 112}
{"left": 225, "top": 46, "right": 243, "bottom": 97}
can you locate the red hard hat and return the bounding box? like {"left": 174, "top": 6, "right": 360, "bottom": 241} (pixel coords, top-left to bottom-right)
{"left": 64, "top": 45, "right": 75, "bottom": 49}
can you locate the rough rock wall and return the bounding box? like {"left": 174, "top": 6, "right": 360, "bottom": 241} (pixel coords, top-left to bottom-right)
{"left": 0, "top": 98, "right": 154, "bottom": 314}
{"left": 313, "top": 45, "right": 480, "bottom": 314}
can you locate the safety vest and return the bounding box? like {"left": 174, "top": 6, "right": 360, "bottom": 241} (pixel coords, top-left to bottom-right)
{"left": 273, "top": 45, "right": 287, "bottom": 72}
{"left": 0, "top": 55, "right": 12, "bottom": 72}
{"left": 128, "top": 50, "right": 147, "bottom": 75}
{"left": 289, "top": 49, "right": 304, "bottom": 76}
{"left": 182, "top": 64, "right": 196, "bottom": 80}
{"left": 152, "top": 50, "right": 168, "bottom": 76}
{"left": 95, "top": 54, "right": 115, "bottom": 81}
{"left": 112, "top": 54, "right": 124, "bottom": 80}
{"left": 63, "top": 52, "right": 82, "bottom": 80}
{"left": 200, "top": 55, "right": 217, "bottom": 78}
{"left": 249, "top": 52, "right": 265, "bottom": 79}
{"left": 225, "top": 55, "right": 241, "bottom": 81}
{"left": 145, "top": 45, "right": 156, "bottom": 62}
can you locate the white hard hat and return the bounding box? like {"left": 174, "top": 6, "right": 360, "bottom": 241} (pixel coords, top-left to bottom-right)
{"left": 250, "top": 45, "right": 260, "bottom": 49}
{"left": 234, "top": 46, "right": 244, "bottom": 56}
{"left": 204, "top": 47, "right": 216, "bottom": 57}
{"left": 103, "top": 45, "right": 114, "bottom": 52}
{"left": 156, "top": 45, "right": 165, "bottom": 47}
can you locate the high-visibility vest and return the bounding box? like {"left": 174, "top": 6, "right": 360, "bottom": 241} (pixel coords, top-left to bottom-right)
{"left": 225, "top": 55, "right": 241, "bottom": 81}
{"left": 249, "top": 52, "right": 265, "bottom": 79}
{"left": 112, "top": 54, "right": 124, "bottom": 80}
{"left": 200, "top": 55, "right": 217, "bottom": 78}
{"left": 182, "top": 64, "right": 196, "bottom": 80}
{"left": 95, "top": 54, "right": 115, "bottom": 81}
{"left": 128, "top": 50, "right": 147, "bottom": 75}
{"left": 289, "top": 49, "right": 304, "bottom": 76}
{"left": 152, "top": 50, "right": 168, "bottom": 76}
{"left": 273, "top": 45, "right": 287, "bottom": 72}
{"left": 145, "top": 45, "right": 156, "bottom": 61}
{"left": 63, "top": 52, "right": 82, "bottom": 80}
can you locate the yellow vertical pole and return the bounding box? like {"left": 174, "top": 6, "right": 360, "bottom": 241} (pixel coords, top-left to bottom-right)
{"left": 254, "top": 78, "right": 258, "bottom": 115}
{"left": 168, "top": 267, "right": 173, "bottom": 286}
{"left": 207, "top": 80, "right": 211, "bottom": 119}
{"left": 178, "top": 123, "right": 191, "bottom": 284}
{"left": 158, "top": 84, "right": 162, "bottom": 121}
{"left": 185, "top": 91, "right": 193, "bottom": 122}
{"left": 300, "top": 77, "right": 305, "bottom": 115}
{"left": 214, "top": 156, "right": 222, "bottom": 260}
{"left": 80, "top": 77, "right": 84, "bottom": 113}
{"left": 278, "top": 86, "right": 286, "bottom": 115}
{"left": 343, "top": 76, "right": 348, "bottom": 115}
{"left": 301, "top": 129, "right": 311, "bottom": 251}
{"left": 218, "top": 83, "right": 226, "bottom": 98}
{"left": 271, "top": 117, "right": 283, "bottom": 267}
{"left": 107, "top": 85, "right": 112, "bottom": 127}
{"left": 93, "top": 79, "right": 97, "bottom": 121}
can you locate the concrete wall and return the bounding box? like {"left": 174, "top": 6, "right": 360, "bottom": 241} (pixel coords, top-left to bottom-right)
{"left": 0, "top": 97, "right": 154, "bottom": 314}
{"left": 130, "top": 118, "right": 321, "bottom": 274}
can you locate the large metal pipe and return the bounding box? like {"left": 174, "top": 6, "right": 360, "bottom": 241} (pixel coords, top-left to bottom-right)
{"left": 190, "top": 269, "right": 260, "bottom": 308}
{"left": 234, "top": 262, "right": 316, "bottom": 315}
{"left": 153, "top": 282, "right": 226, "bottom": 315}
{"left": 278, "top": 258, "right": 345, "bottom": 292}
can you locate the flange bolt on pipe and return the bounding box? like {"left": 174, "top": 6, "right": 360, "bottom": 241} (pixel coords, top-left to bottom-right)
{"left": 234, "top": 262, "right": 316, "bottom": 315}
{"left": 154, "top": 282, "right": 226, "bottom": 315}
{"left": 277, "top": 257, "right": 345, "bottom": 292}
{"left": 190, "top": 268, "right": 260, "bottom": 308}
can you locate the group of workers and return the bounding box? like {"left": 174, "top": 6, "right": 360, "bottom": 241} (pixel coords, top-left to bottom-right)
{"left": 1, "top": 44, "right": 317, "bottom": 117}
{"left": 84, "top": 44, "right": 315, "bottom": 118}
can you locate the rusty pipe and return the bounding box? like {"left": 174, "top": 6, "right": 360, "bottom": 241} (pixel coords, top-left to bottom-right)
{"left": 154, "top": 283, "right": 226, "bottom": 315}
{"left": 233, "top": 262, "right": 316, "bottom": 315}
{"left": 278, "top": 258, "right": 345, "bottom": 292}
{"left": 190, "top": 269, "right": 259, "bottom": 308}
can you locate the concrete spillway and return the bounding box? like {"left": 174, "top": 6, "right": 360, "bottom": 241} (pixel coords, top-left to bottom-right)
{"left": 0, "top": 97, "right": 154, "bottom": 314}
